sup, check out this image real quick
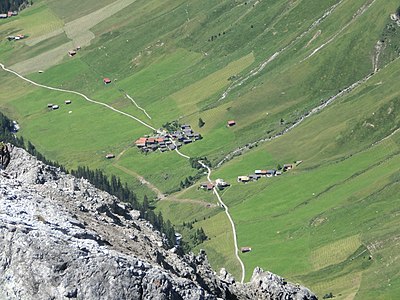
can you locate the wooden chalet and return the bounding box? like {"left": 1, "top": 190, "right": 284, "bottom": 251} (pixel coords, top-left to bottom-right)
{"left": 255, "top": 170, "right": 268, "bottom": 176}
{"left": 283, "top": 164, "right": 293, "bottom": 171}
{"left": 249, "top": 174, "right": 261, "bottom": 181}
{"left": 237, "top": 176, "right": 250, "bottom": 183}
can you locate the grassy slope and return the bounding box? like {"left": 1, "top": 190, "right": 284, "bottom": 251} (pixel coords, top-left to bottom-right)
{"left": 203, "top": 56, "right": 400, "bottom": 298}
{"left": 0, "top": 0, "right": 400, "bottom": 298}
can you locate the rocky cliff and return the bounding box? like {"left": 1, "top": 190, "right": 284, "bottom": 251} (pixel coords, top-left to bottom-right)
{"left": 0, "top": 145, "right": 317, "bottom": 300}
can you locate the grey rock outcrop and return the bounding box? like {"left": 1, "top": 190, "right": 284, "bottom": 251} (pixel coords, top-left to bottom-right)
{"left": 0, "top": 146, "right": 317, "bottom": 300}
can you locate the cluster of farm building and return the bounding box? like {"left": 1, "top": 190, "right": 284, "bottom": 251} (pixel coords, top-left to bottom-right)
{"left": 134, "top": 124, "right": 202, "bottom": 153}
{"left": 7, "top": 34, "right": 25, "bottom": 41}
{"left": 237, "top": 163, "right": 299, "bottom": 183}
{"left": 46, "top": 100, "right": 72, "bottom": 111}
{"left": 199, "top": 178, "right": 230, "bottom": 191}
{"left": 67, "top": 46, "right": 81, "bottom": 57}
{"left": 0, "top": 11, "right": 18, "bottom": 18}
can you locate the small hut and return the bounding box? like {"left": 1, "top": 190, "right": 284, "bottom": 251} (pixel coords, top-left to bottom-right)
{"left": 241, "top": 247, "right": 252, "bottom": 253}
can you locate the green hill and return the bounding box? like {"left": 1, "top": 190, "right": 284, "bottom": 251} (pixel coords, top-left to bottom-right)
{"left": 1, "top": 0, "right": 400, "bottom": 298}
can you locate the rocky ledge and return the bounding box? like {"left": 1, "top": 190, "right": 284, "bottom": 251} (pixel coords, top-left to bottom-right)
{"left": 0, "top": 145, "right": 317, "bottom": 300}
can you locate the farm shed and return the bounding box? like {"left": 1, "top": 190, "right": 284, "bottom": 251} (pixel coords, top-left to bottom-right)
{"left": 249, "top": 174, "right": 260, "bottom": 181}
{"left": 103, "top": 78, "right": 112, "bottom": 84}
{"left": 283, "top": 164, "right": 293, "bottom": 171}
{"left": 255, "top": 170, "right": 268, "bottom": 176}
{"left": 241, "top": 247, "right": 252, "bottom": 253}
{"left": 227, "top": 120, "right": 236, "bottom": 126}
{"left": 237, "top": 176, "right": 250, "bottom": 183}
{"left": 266, "top": 170, "right": 276, "bottom": 177}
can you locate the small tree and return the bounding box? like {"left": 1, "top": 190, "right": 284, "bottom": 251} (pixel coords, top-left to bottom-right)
{"left": 323, "top": 292, "right": 333, "bottom": 299}
{"left": 198, "top": 117, "right": 205, "bottom": 128}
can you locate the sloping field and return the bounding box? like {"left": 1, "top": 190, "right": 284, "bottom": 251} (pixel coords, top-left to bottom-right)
{"left": 0, "top": 3, "right": 63, "bottom": 39}
{"left": 311, "top": 235, "right": 361, "bottom": 270}
{"left": 0, "top": 0, "right": 400, "bottom": 298}
{"left": 9, "top": 0, "right": 138, "bottom": 74}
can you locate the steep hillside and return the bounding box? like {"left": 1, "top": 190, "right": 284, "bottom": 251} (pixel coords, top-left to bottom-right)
{"left": 2, "top": 0, "right": 399, "bottom": 193}
{"left": 0, "top": 0, "right": 400, "bottom": 299}
{"left": 0, "top": 145, "right": 317, "bottom": 300}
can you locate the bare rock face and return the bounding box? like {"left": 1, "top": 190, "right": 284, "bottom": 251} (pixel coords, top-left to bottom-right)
{"left": 0, "top": 146, "right": 317, "bottom": 300}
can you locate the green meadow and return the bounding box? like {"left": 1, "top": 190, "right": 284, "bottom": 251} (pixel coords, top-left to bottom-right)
{"left": 1, "top": 0, "right": 400, "bottom": 298}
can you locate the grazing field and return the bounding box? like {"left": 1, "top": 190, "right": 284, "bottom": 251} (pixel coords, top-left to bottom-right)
{"left": 1, "top": 0, "right": 400, "bottom": 298}
{"left": 311, "top": 235, "right": 362, "bottom": 271}
{"left": 0, "top": 3, "right": 63, "bottom": 39}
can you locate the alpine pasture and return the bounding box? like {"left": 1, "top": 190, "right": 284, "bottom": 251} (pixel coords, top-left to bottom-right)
{"left": 1, "top": 0, "right": 400, "bottom": 298}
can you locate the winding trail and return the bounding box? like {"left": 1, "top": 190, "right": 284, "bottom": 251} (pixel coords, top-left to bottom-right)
{"left": 171, "top": 141, "right": 246, "bottom": 282}
{"left": 1, "top": 61, "right": 247, "bottom": 282}
{"left": 0, "top": 63, "right": 157, "bottom": 133}
{"left": 198, "top": 161, "right": 246, "bottom": 284}
{"left": 125, "top": 94, "right": 152, "bottom": 120}
{"left": 113, "top": 164, "right": 165, "bottom": 199}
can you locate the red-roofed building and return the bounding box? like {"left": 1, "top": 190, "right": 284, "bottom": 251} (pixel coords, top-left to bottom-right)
{"left": 135, "top": 137, "right": 147, "bottom": 147}
{"left": 155, "top": 137, "right": 164, "bottom": 143}
{"left": 255, "top": 170, "right": 268, "bottom": 176}
{"left": 7, "top": 11, "right": 12, "bottom": 17}
{"left": 227, "top": 120, "right": 236, "bottom": 127}
{"left": 147, "top": 138, "right": 156, "bottom": 144}
{"left": 206, "top": 183, "right": 215, "bottom": 190}
{"left": 103, "top": 78, "right": 111, "bottom": 84}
